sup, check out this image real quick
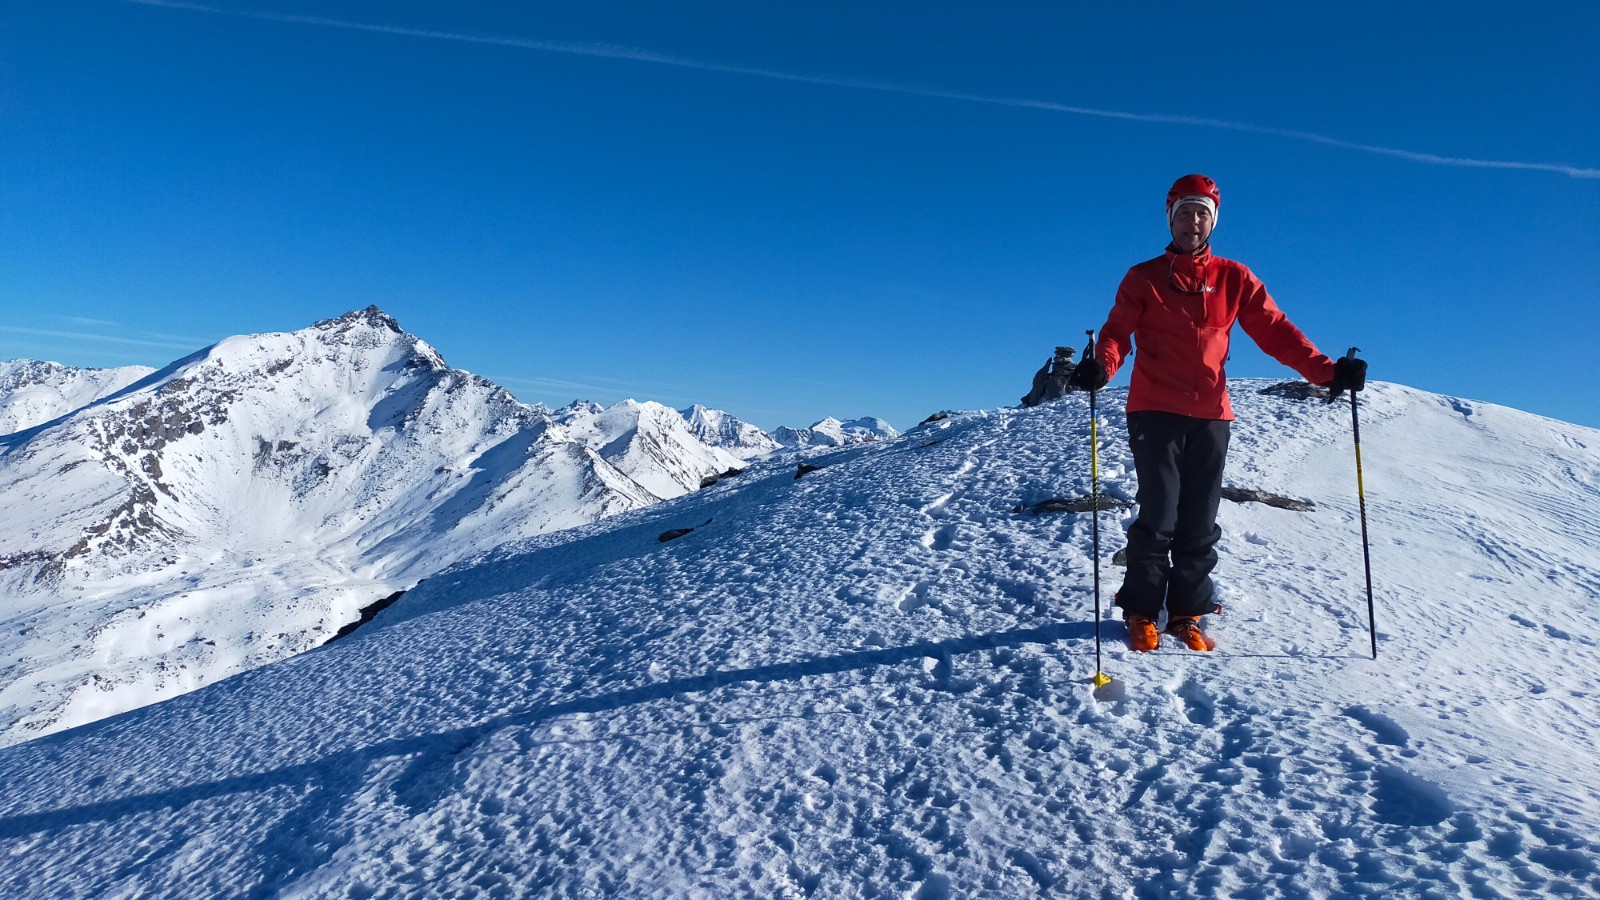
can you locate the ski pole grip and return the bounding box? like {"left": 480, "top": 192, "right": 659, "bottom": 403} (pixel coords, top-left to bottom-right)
{"left": 1342, "top": 347, "right": 1367, "bottom": 393}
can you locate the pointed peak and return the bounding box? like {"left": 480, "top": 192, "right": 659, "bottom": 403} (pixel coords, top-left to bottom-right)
{"left": 312, "top": 306, "right": 404, "bottom": 334}
{"left": 555, "top": 400, "right": 605, "bottom": 418}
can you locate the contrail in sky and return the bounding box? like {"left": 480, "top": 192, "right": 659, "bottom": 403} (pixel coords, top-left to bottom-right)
{"left": 121, "top": 0, "right": 1599, "bottom": 180}
{"left": 0, "top": 325, "right": 204, "bottom": 352}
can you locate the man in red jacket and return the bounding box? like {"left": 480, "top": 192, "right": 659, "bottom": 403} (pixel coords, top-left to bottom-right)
{"left": 1070, "top": 174, "right": 1366, "bottom": 652}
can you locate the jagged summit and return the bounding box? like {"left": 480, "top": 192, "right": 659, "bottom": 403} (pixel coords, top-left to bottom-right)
{"left": 555, "top": 400, "right": 606, "bottom": 419}
{"left": 312, "top": 304, "right": 405, "bottom": 335}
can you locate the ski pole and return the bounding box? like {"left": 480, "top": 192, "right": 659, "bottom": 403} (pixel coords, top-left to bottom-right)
{"left": 1344, "top": 347, "right": 1377, "bottom": 659}
{"left": 1085, "top": 330, "right": 1111, "bottom": 688}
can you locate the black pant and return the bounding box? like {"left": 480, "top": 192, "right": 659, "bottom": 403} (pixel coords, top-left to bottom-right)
{"left": 1115, "top": 411, "right": 1230, "bottom": 619}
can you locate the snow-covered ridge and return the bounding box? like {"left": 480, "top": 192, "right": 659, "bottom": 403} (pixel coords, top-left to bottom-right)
{"left": 1, "top": 379, "right": 1596, "bottom": 895}
{"left": 0, "top": 307, "right": 745, "bottom": 747}
{"left": 0, "top": 359, "right": 155, "bottom": 435}
{"left": 772, "top": 415, "right": 899, "bottom": 449}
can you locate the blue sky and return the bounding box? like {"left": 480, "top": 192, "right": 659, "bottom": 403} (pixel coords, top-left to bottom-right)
{"left": 3, "top": 1, "right": 1597, "bottom": 430}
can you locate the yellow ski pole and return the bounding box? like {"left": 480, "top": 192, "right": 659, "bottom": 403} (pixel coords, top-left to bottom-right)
{"left": 1085, "top": 330, "right": 1112, "bottom": 691}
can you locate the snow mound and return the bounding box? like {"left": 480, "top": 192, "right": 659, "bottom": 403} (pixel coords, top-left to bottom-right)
{"left": 1, "top": 379, "right": 1597, "bottom": 895}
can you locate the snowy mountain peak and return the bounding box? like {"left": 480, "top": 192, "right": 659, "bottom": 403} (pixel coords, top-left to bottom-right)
{"left": 311, "top": 304, "right": 405, "bottom": 335}
{"left": 0, "top": 359, "right": 155, "bottom": 435}
{"left": 554, "top": 400, "right": 605, "bottom": 420}
{"left": 840, "top": 416, "right": 896, "bottom": 436}
{"left": 553, "top": 398, "right": 746, "bottom": 498}
{"left": 773, "top": 414, "right": 900, "bottom": 450}
{"left": 678, "top": 404, "right": 782, "bottom": 460}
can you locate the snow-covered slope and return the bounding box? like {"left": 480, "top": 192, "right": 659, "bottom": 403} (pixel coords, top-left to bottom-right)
{"left": 0, "top": 359, "right": 154, "bottom": 435}
{"left": 678, "top": 404, "right": 781, "bottom": 459}
{"left": 773, "top": 415, "right": 899, "bottom": 449}
{"left": 3, "top": 379, "right": 1597, "bottom": 896}
{"left": 0, "top": 308, "right": 743, "bottom": 747}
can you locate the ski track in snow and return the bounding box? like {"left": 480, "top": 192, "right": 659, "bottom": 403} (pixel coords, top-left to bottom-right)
{"left": 2, "top": 382, "right": 1599, "bottom": 896}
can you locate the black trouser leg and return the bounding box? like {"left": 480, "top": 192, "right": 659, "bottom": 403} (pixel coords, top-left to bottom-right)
{"left": 1115, "top": 412, "right": 1230, "bottom": 620}
{"left": 1167, "top": 417, "right": 1230, "bottom": 617}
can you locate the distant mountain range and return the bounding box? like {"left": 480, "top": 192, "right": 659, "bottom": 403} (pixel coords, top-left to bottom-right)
{"left": 0, "top": 307, "right": 896, "bottom": 746}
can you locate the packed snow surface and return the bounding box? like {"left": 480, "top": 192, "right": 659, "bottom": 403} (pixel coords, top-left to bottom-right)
{"left": 2, "top": 381, "right": 1598, "bottom": 896}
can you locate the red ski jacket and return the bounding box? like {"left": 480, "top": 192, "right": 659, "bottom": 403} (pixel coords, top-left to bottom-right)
{"left": 1096, "top": 247, "right": 1335, "bottom": 421}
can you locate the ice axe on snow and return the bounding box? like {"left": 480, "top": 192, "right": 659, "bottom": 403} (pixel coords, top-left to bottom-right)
{"left": 1337, "top": 347, "right": 1378, "bottom": 659}
{"left": 1082, "top": 330, "right": 1122, "bottom": 701}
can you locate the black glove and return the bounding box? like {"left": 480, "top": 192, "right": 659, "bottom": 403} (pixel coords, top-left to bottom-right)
{"left": 1067, "top": 359, "right": 1109, "bottom": 391}
{"left": 1326, "top": 356, "right": 1368, "bottom": 402}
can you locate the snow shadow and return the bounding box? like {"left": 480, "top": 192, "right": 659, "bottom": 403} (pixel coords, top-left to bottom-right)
{"left": 0, "top": 620, "right": 1095, "bottom": 840}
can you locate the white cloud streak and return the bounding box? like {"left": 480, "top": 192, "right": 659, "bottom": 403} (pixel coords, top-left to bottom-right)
{"left": 119, "top": 0, "right": 1599, "bottom": 180}
{"left": 484, "top": 373, "right": 702, "bottom": 405}
{"left": 0, "top": 325, "right": 201, "bottom": 352}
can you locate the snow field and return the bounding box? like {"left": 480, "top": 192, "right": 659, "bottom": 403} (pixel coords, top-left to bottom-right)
{"left": 1, "top": 381, "right": 1597, "bottom": 896}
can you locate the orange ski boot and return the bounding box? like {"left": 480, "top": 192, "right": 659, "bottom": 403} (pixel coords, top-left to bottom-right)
{"left": 1126, "top": 615, "right": 1161, "bottom": 652}
{"left": 1166, "top": 616, "right": 1216, "bottom": 652}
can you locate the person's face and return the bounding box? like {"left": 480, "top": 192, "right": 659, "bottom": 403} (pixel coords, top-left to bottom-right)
{"left": 1169, "top": 202, "right": 1214, "bottom": 253}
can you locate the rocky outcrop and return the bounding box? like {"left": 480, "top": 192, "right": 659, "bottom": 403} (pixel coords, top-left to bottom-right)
{"left": 1259, "top": 381, "right": 1331, "bottom": 402}
{"left": 1221, "top": 487, "right": 1316, "bottom": 511}
{"left": 1020, "top": 346, "right": 1079, "bottom": 407}
{"left": 1017, "top": 495, "right": 1132, "bottom": 515}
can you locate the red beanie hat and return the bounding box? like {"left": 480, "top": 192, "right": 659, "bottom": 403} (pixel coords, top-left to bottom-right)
{"left": 1166, "top": 174, "right": 1220, "bottom": 227}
